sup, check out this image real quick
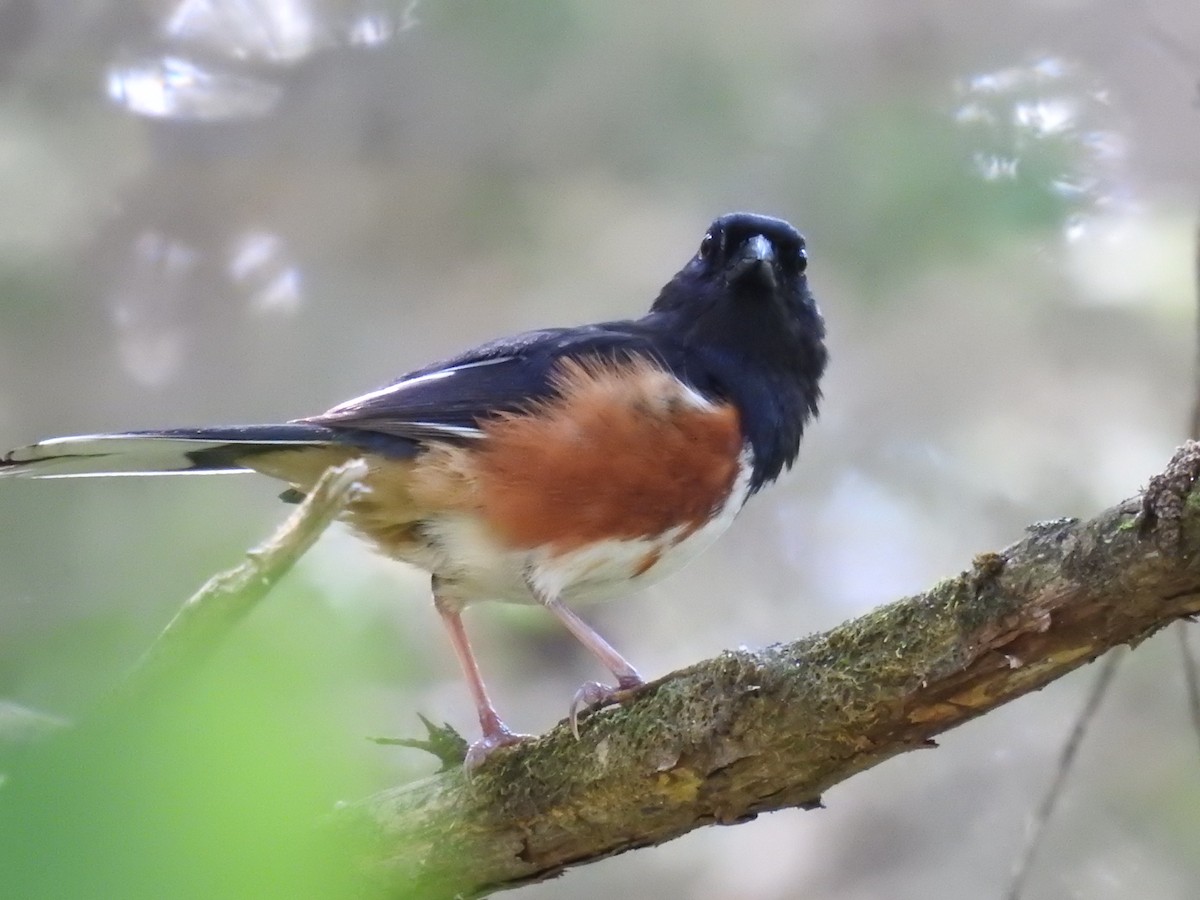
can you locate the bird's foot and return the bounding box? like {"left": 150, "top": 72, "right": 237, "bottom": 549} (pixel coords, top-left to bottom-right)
{"left": 568, "top": 675, "right": 645, "bottom": 739}
{"left": 464, "top": 722, "right": 531, "bottom": 772}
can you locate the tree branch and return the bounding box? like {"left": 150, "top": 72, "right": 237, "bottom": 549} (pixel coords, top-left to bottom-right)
{"left": 332, "top": 444, "right": 1200, "bottom": 898}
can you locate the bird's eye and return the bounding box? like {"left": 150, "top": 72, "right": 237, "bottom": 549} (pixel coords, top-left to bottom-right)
{"left": 698, "top": 232, "right": 717, "bottom": 261}
{"left": 796, "top": 246, "right": 808, "bottom": 273}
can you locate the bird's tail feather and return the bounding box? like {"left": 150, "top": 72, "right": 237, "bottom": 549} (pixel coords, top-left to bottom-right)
{"left": 0, "top": 424, "right": 356, "bottom": 479}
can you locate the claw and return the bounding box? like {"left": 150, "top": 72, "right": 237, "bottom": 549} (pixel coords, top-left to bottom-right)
{"left": 568, "top": 675, "right": 645, "bottom": 739}
{"left": 569, "top": 681, "right": 613, "bottom": 739}
{"left": 463, "top": 723, "right": 531, "bottom": 772}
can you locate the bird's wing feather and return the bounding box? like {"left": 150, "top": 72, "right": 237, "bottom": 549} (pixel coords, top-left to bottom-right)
{"left": 301, "top": 322, "right": 688, "bottom": 440}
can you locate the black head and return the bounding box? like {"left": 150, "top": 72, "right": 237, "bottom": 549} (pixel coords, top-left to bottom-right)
{"left": 650, "top": 212, "right": 819, "bottom": 336}
{"left": 695, "top": 212, "right": 809, "bottom": 292}
{"left": 646, "top": 212, "right": 828, "bottom": 490}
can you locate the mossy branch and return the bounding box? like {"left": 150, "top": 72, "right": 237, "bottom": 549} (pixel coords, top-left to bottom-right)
{"left": 332, "top": 443, "right": 1200, "bottom": 898}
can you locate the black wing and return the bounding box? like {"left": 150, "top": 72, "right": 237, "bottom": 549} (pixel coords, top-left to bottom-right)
{"left": 301, "top": 319, "right": 693, "bottom": 442}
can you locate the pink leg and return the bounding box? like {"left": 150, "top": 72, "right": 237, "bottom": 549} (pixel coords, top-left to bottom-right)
{"left": 542, "top": 596, "right": 643, "bottom": 686}
{"left": 433, "top": 586, "right": 527, "bottom": 768}
{"left": 540, "top": 595, "right": 645, "bottom": 737}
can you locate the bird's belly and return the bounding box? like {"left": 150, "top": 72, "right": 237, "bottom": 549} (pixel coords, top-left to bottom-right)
{"left": 406, "top": 454, "right": 752, "bottom": 606}
{"left": 413, "top": 518, "right": 723, "bottom": 606}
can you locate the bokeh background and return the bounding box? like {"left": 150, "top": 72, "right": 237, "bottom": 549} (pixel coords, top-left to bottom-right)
{"left": 1, "top": 1, "right": 1199, "bottom": 897}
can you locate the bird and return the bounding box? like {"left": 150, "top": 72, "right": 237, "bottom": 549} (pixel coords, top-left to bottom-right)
{"left": 0, "top": 212, "right": 827, "bottom": 767}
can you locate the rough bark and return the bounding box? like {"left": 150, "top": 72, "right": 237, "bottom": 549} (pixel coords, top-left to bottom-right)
{"left": 332, "top": 444, "right": 1200, "bottom": 898}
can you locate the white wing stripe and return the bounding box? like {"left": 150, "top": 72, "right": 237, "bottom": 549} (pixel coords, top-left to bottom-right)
{"left": 404, "top": 422, "right": 487, "bottom": 438}
{"left": 28, "top": 433, "right": 323, "bottom": 452}
{"left": 322, "top": 355, "right": 515, "bottom": 416}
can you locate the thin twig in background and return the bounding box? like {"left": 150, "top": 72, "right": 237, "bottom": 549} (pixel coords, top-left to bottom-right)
{"left": 1189, "top": 219, "right": 1200, "bottom": 442}
{"left": 1004, "top": 649, "right": 1123, "bottom": 900}
{"left": 1177, "top": 626, "right": 1200, "bottom": 755}
{"left": 119, "top": 458, "right": 368, "bottom": 702}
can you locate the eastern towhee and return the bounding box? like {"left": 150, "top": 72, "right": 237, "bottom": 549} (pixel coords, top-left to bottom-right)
{"left": 1, "top": 212, "right": 828, "bottom": 766}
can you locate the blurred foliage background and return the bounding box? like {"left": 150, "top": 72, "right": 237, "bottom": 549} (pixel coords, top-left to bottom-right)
{"left": 0, "top": 0, "right": 1199, "bottom": 897}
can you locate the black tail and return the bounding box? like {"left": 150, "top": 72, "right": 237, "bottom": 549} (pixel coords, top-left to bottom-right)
{"left": 0, "top": 424, "right": 359, "bottom": 479}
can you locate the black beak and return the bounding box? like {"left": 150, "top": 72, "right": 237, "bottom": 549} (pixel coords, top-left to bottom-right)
{"left": 728, "top": 234, "right": 777, "bottom": 288}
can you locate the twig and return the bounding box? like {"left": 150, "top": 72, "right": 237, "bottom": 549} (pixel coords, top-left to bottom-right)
{"left": 1190, "top": 218, "right": 1200, "bottom": 441}
{"left": 119, "top": 459, "right": 368, "bottom": 701}
{"left": 1179, "top": 613, "right": 1200, "bottom": 753}
{"left": 369, "top": 714, "right": 470, "bottom": 773}
{"left": 1004, "top": 649, "right": 1123, "bottom": 900}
